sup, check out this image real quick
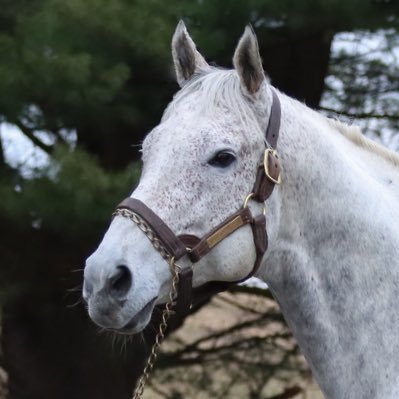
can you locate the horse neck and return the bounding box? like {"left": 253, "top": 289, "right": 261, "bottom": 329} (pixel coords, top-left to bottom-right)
{"left": 257, "top": 91, "right": 399, "bottom": 399}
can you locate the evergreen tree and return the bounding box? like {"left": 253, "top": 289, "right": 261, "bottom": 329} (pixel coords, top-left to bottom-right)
{"left": 0, "top": 1, "right": 398, "bottom": 397}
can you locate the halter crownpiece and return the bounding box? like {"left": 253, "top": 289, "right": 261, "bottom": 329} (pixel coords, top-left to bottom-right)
{"left": 113, "top": 88, "right": 282, "bottom": 317}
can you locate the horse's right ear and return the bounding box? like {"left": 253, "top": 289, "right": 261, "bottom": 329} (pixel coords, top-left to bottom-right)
{"left": 171, "top": 20, "right": 210, "bottom": 87}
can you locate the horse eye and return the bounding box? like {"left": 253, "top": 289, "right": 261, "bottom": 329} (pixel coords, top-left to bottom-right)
{"left": 208, "top": 151, "right": 236, "bottom": 168}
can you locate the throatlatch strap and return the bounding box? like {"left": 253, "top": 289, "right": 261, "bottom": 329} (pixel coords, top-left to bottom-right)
{"left": 250, "top": 214, "right": 267, "bottom": 275}
{"left": 253, "top": 89, "right": 282, "bottom": 202}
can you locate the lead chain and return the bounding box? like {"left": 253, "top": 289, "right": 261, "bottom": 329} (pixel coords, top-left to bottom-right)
{"left": 131, "top": 257, "right": 180, "bottom": 399}
{"left": 113, "top": 209, "right": 170, "bottom": 261}
{"left": 112, "top": 209, "right": 179, "bottom": 399}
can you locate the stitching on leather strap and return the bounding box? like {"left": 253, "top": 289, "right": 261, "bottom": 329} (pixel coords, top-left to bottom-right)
{"left": 188, "top": 207, "right": 253, "bottom": 262}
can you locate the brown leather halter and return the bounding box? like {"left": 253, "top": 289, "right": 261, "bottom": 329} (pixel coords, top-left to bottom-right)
{"left": 114, "top": 89, "right": 281, "bottom": 318}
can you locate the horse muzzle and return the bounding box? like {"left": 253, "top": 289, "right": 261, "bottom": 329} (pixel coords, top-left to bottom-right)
{"left": 83, "top": 260, "right": 157, "bottom": 333}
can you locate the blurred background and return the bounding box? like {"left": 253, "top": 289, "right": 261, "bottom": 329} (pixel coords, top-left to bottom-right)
{"left": 0, "top": 0, "right": 399, "bottom": 398}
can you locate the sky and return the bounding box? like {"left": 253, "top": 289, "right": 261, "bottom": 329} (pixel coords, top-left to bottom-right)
{"left": 0, "top": 122, "right": 51, "bottom": 177}
{"left": 321, "top": 29, "right": 399, "bottom": 152}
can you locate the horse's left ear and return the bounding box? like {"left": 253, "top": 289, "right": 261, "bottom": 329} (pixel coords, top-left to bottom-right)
{"left": 233, "top": 25, "right": 265, "bottom": 95}
{"left": 172, "top": 20, "right": 210, "bottom": 87}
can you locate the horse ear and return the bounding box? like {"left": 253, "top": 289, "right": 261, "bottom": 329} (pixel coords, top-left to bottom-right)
{"left": 233, "top": 25, "right": 265, "bottom": 95}
{"left": 172, "top": 20, "right": 209, "bottom": 87}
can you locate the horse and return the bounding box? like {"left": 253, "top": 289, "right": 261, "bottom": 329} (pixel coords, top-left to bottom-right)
{"left": 83, "top": 21, "right": 399, "bottom": 399}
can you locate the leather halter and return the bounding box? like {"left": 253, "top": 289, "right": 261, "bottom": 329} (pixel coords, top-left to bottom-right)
{"left": 114, "top": 89, "right": 281, "bottom": 318}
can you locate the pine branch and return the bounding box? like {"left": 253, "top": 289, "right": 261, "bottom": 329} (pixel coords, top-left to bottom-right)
{"left": 267, "top": 385, "right": 303, "bottom": 399}
{"left": 13, "top": 121, "right": 53, "bottom": 154}
{"left": 215, "top": 294, "right": 264, "bottom": 315}
{"left": 319, "top": 106, "right": 399, "bottom": 120}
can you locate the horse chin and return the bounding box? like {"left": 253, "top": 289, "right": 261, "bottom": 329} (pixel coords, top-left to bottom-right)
{"left": 109, "top": 297, "right": 158, "bottom": 335}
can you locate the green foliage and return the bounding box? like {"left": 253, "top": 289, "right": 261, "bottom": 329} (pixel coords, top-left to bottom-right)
{"left": 0, "top": 0, "right": 174, "bottom": 131}
{"left": 179, "top": 0, "right": 398, "bottom": 61}
{"left": 0, "top": 0, "right": 396, "bottom": 141}
{"left": 0, "top": 146, "right": 140, "bottom": 237}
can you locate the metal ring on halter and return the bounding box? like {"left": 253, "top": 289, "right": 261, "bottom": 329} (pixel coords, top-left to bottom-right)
{"left": 243, "top": 192, "right": 266, "bottom": 215}
{"left": 243, "top": 193, "right": 255, "bottom": 208}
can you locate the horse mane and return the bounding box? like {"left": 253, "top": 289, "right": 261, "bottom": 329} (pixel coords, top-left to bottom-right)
{"left": 327, "top": 118, "right": 399, "bottom": 168}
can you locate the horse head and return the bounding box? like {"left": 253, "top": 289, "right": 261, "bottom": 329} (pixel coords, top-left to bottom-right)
{"left": 83, "top": 22, "right": 278, "bottom": 333}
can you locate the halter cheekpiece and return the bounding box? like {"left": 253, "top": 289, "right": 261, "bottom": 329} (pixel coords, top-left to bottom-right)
{"left": 113, "top": 89, "right": 282, "bottom": 318}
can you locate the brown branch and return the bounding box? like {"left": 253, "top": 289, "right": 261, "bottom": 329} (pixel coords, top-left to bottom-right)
{"left": 0, "top": 137, "right": 5, "bottom": 168}
{"left": 12, "top": 120, "right": 53, "bottom": 154}
{"left": 215, "top": 294, "right": 264, "bottom": 315}
{"left": 319, "top": 106, "right": 399, "bottom": 120}
{"left": 158, "top": 331, "right": 296, "bottom": 371}
{"left": 160, "top": 322, "right": 289, "bottom": 368}
{"left": 267, "top": 385, "right": 303, "bottom": 399}
{"left": 167, "top": 312, "right": 281, "bottom": 357}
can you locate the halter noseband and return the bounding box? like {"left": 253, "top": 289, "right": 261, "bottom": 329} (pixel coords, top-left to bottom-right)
{"left": 113, "top": 89, "right": 281, "bottom": 318}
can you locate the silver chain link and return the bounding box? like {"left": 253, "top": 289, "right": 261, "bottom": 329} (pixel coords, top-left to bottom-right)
{"left": 112, "top": 208, "right": 179, "bottom": 399}
{"left": 113, "top": 209, "right": 171, "bottom": 261}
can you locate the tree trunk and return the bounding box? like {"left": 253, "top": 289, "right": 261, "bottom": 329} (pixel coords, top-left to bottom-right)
{"left": 261, "top": 30, "right": 334, "bottom": 108}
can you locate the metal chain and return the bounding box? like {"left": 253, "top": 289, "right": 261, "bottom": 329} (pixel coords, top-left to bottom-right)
{"left": 113, "top": 209, "right": 171, "bottom": 262}
{"left": 112, "top": 208, "right": 180, "bottom": 399}
{"left": 131, "top": 257, "right": 179, "bottom": 399}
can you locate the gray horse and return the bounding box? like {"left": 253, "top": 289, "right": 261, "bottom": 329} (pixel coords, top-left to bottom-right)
{"left": 84, "top": 22, "right": 399, "bottom": 399}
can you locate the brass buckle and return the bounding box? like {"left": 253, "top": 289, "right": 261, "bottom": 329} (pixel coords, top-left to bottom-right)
{"left": 264, "top": 148, "right": 281, "bottom": 185}
{"left": 243, "top": 192, "right": 266, "bottom": 215}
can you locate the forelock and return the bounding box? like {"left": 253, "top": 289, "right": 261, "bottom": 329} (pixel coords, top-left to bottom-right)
{"left": 162, "top": 68, "right": 264, "bottom": 136}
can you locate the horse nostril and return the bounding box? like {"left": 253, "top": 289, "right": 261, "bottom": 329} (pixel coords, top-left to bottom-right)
{"left": 108, "top": 265, "right": 132, "bottom": 300}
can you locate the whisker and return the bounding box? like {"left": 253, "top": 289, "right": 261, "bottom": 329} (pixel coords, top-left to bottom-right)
{"left": 66, "top": 286, "right": 82, "bottom": 293}
{"left": 70, "top": 268, "right": 84, "bottom": 273}
{"left": 66, "top": 298, "right": 84, "bottom": 308}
